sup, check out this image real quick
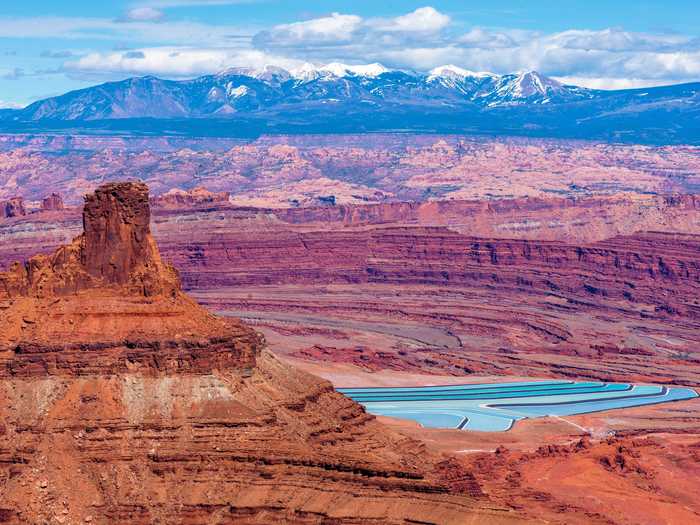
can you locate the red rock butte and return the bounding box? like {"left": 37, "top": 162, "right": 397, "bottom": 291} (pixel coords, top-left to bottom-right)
{"left": 0, "top": 182, "right": 526, "bottom": 524}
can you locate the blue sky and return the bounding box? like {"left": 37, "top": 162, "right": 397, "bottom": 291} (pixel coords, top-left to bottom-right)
{"left": 1, "top": 1, "right": 699, "bottom": 107}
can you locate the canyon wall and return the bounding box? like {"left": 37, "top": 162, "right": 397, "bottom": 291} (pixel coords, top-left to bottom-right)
{"left": 159, "top": 225, "right": 700, "bottom": 318}
{"left": 2, "top": 192, "right": 700, "bottom": 274}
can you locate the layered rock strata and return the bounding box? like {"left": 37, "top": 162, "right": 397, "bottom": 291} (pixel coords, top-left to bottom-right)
{"left": 164, "top": 227, "right": 700, "bottom": 319}
{"left": 3, "top": 193, "right": 700, "bottom": 273}
{"left": 0, "top": 183, "right": 522, "bottom": 524}
{"left": 3, "top": 191, "right": 699, "bottom": 385}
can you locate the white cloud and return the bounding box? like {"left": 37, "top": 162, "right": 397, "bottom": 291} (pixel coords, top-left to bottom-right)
{"left": 254, "top": 15, "right": 700, "bottom": 88}
{"left": 621, "top": 50, "right": 700, "bottom": 79}
{"left": 372, "top": 7, "right": 450, "bottom": 33}
{"left": 254, "top": 7, "right": 451, "bottom": 50}
{"left": 553, "top": 28, "right": 692, "bottom": 52}
{"left": 459, "top": 28, "right": 516, "bottom": 48}
{"left": 125, "top": 7, "right": 164, "bottom": 22}
{"left": 2, "top": 7, "right": 700, "bottom": 91}
{"left": 66, "top": 47, "right": 305, "bottom": 78}
{"left": 0, "top": 16, "right": 252, "bottom": 46}
{"left": 553, "top": 76, "right": 683, "bottom": 90}
{"left": 261, "top": 13, "right": 362, "bottom": 45}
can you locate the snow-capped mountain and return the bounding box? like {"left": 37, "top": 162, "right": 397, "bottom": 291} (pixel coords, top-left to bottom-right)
{"left": 487, "top": 71, "right": 594, "bottom": 105}
{"left": 291, "top": 62, "right": 390, "bottom": 81}
{"left": 428, "top": 64, "right": 495, "bottom": 80}
{"left": 13, "top": 63, "right": 596, "bottom": 121}
{"left": 217, "top": 65, "right": 292, "bottom": 84}
{"left": 3, "top": 63, "right": 699, "bottom": 143}
{"left": 425, "top": 65, "right": 497, "bottom": 97}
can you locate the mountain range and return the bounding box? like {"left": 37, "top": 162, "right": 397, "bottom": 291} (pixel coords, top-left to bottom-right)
{"left": 2, "top": 63, "right": 699, "bottom": 143}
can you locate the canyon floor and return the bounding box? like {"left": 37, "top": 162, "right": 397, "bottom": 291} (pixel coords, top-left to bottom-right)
{"left": 190, "top": 281, "right": 700, "bottom": 524}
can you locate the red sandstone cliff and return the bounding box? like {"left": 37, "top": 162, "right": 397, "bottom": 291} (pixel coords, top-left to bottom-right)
{"left": 0, "top": 197, "right": 25, "bottom": 219}
{"left": 150, "top": 218, "right": 700, "bottom": 386}
{"left": 0, "top": 183, "right": 525, "bottom": 524}
{"left": 163, "top": 225, "right": 700, "bottom": 320}
{"left": 151, "top": 187, "right": 230, "bottom": 208}
{"left": 41, "top": 193, "right": 64, "bottom": 211}
{"left": 1, "top": 183, "right": 179, "bottom": 299}
{"left": 3, "top": 192, "right": 699, "bottom": 386}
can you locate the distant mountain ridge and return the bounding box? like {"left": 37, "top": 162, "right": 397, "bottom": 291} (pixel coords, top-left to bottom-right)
{"left": 2, "top": 63, "right": 699, "bottom": 143}
{"left": 12, "top": 64, "right": 598, "bottom": 120}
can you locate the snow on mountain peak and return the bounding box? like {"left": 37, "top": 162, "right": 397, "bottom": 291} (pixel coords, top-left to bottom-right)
{"left": 226, "top": 84, "right": 249, "bottom": 98}
{"left": 205, "top": 64, "right": 588, "bottom": 108}
{"left": 291, "top": 62, "right": 390, "bottom": 80}
{"left": 428, "top": 65, "right": 495, "bottom": 80}
{"left": 218, "top": 65, "right": 290, "bottom": 81}
{"left": 492, "top": 71, "right": 565, "bottom": 101}
{"left": 514, "top": 71, "right": 562, "bottom": 95}
{"left": 340, "top": 63, "right": 390, "bottom": 77}
{"left": 289, "top": 62, "right": 320, "bottom": 81}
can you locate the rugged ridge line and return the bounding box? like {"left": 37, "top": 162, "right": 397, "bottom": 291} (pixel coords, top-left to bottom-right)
{"left": 2, "top": 67, "right": 699, "bottom": 142}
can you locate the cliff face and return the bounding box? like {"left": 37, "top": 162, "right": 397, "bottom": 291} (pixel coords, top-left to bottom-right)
{"left": 0, "top": 183, "right": 519, "bottom": 524}
{"left": 0, "top": 182, "right": 179, "bottom": 299}
{"left": 41, "top": 193, "right": 64, "bottom": 212}
{"left": 271, "top": 194, "right": 700, "bottom": 231}
{"left": 82, "top": 183, "right": 151, "bottom": 282}
{"left": 153, "top": 221, "right": 700, "bottom": 386}
{"left": 0, "top": 181, "right": 254, "bottom": 379}
{"left": 149, "top": 192, "right": 700, "bottom": 244}
{"left": 2, "top": 193, "right": 699, "bottom": 385}
{"left": 81, "top": 182, "right": 179, "bottom": 296}
{"left": 3, "top": 192, "right": 700, "bottom": 277}
{"left": 165, "top": 226, "right": 700, "bottom": 320}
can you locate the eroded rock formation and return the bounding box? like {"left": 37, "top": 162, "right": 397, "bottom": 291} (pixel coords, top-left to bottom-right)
{"left": 0, "top": 198, "right": 25, "bottom": 219}
{"left": 2, "top": 134, "right": 700, "bottom": 205}
{"left": 41, "top": 193, "right": 64, "bottom": 212}
{"left": 162, "top": 225, "right": 700, "bottom": 320}
{"left": 151, "top": 187, "right": 230, "bottom": 208}
{"left": 3, "top": 191, "right": 700, "bottom": 385}
{"left": 0, "top": 183, "right": 523, "bottom": 524}
{"left": 1, "top": 182, "right": 178, "bottom": 299}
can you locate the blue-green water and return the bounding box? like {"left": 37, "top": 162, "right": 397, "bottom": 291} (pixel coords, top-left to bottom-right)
{"left": 338, "top": 381, "right": 698, "bottom": 432}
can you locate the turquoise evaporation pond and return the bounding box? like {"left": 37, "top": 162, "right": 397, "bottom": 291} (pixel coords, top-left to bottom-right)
{"left": 338, "top": 381, "right": 699, "bottom": 432}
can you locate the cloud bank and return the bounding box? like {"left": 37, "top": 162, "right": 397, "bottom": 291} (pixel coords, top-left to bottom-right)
{"left": 251, "top": 8, "right": 700, "bottom": 88}
{"left": 7, "top": 6, "right": 700, "bottom": 89}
